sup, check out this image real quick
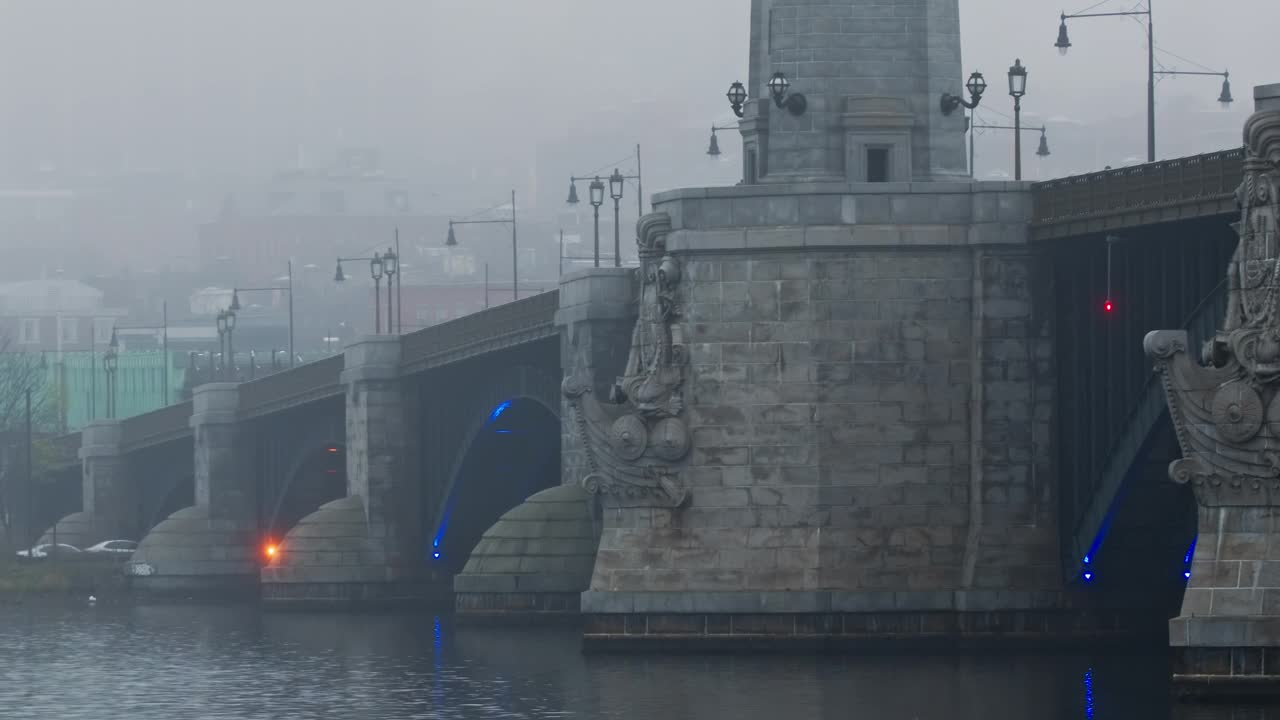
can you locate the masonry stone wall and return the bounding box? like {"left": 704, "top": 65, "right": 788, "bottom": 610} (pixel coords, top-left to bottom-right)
{"left": 583, "top": 183, "right": 1059, "bottom": 609}
{"left": 743, "top": 0, "right": 967, "bottom": 182}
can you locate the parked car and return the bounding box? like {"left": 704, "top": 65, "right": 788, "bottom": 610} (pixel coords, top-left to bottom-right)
{"left": 84, "top": 540, "right": 138, "bottom": 555}
{"left": 15, "top": 543, "right": 82, "bottom": 559}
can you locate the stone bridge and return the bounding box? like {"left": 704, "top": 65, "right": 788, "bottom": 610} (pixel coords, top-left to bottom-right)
{"left": 36, "top": 134, "right": 1247, "bottom": 625}
{"left": 33, "top": 60, "right": 1268, "bottom": 705}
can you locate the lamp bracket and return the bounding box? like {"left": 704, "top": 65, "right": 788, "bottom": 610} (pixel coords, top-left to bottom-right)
{"left": 774, "top": 93, "right": 807, "bottom": 116}
{"left": 940, "top": 92, "right": 982, "bottom": 116}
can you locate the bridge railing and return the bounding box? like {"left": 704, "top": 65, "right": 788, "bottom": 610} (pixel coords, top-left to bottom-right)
{"left": 401, "top": 290, "right": 560, "bottom": 369}
{"left": 119, "top": 400, "right": 195, "bottom": 452}
{"left": 238, "top": 354, "right": 345, "bottom": 418}
{"left": 1032, "top": 148, "right": 1244, "bottom": 227}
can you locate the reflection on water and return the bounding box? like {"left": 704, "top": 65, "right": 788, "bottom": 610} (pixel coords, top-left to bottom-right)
{"left": 0, "top": 603, "right": 1256, "bottom": 719}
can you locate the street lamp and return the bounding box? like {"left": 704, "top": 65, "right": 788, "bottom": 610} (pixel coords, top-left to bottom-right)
{"left": 707, "top": 124, "right": 737, "bottom": 157}
{"left": 1055, "top": 4, "right": 1155, "bottom": 161}
{"left": 224, "top": 308, "right": 236, "bottom": 380}
{"left": 566, "top": 145, "right": 646, "bottom": 233}
{"left": 336, "top": 252, "right": 396, "bottom": 334}
{"left": 941, "top": 71, "right": 988, "bottom": 116}
{"left": 969, "top": 122, "right": 1051, "bottom": 179}
{"left": 1008, "top": 59, "right": 1029, "bottom": 181}
{"left": 589, "top": 177, "right": 605, "bottom": 268}
{"left": 766, "top": 72, "right": 808, "bottom": 116}
{"left": 104, "top": 327, "right": 119, "bottom": 419}
{"left": 609, "top": 170, "right": 624, "bottom": 269}
{"left": 445, "top": 190, "right": 520, "bottom": 302}
{"left": 726, "top": 81, "right": 748, "bottom": 118}
{"left": 108, "top": 301, "right": 171, "bottom": 405}
{"left": 382, "top": 247, "right": 398, "bottom": 334}
{"left": 229, "top": 260, "right": 295, "bottom": 367}
{"left": 1153, "top": 68, "right": 1234, "bottom": 110}
{"left": 371, "top": 252, "right": 385, "bottom": 334}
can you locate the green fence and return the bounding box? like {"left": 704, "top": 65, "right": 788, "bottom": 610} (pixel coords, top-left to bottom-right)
{"left": 40, "top": 352, "right": 186, "bottom": 432}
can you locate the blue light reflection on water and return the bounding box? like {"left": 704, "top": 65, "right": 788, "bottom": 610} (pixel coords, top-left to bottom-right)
{"left": 1084, "top": 668, "right": 1095, "bottom": 719}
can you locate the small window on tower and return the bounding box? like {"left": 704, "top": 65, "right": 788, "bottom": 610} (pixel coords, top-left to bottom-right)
{"left": 867, "top": 148, "right": 890, "bottom": 183}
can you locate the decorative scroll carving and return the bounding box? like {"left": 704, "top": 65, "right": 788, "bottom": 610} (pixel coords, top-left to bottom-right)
{"left": 563, "top": 212, "right": 692, "bottom": 509}
{"left": 1147, "top": 102, "right": 1280, "bottom": 507}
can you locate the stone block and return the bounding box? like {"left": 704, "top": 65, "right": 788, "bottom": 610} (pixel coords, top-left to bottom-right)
{"left": 1221, "top": 533, "right": 1270, "bottom": 561}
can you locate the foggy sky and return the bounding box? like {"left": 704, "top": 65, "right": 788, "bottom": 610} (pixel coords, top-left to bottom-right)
{"left": 0, "top": 0, "right": 1272, "bottom": 191}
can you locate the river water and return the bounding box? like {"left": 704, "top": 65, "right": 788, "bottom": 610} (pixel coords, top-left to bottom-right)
{"left": 0, "top": 603, "right": 1260, "bottom": 719}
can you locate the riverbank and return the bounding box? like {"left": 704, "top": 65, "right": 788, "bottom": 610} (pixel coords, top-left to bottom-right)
{"left": 0, "top": 555, "right": 126, "bottom": 600}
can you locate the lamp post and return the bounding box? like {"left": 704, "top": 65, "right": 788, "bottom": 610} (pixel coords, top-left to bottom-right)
{"left": 1056, "top": 3, "right": 1155, "bottom": 161}
{"left": 1008, "top": 59, "right": 1029, "bottom": 181}
{"left": 110, "top": 301, "right": 171, "bottom": 404}
{"left": 103, "top": 339, "right": 118, "bottom": 420}
{"left": 215, "top": 310, "right": 228, "bottom": 380}
{"left": 372, "top": 253, "right": 385, "bottom": 333}
{"left": 446, "top": 190, "right": 519, "bottom": 302}
{"left": 215, "top": 309, "right": 237, "bottom": 381}
{"left": 225, "top": 309, "right": 236, "bottom": 380}
{"left": 609, "top": 170, "right": 625, "bottom": 268}
{"left": 232, "top": 262, "right": 295, "bottom": 364}
{"left": 707, "top": 124, "right": 738, "bottom": 157}
{"left": 567, "top": 145, "right": 645, "bottom": 218}
{"left": 1154, "top": 68, "right": 1234, "bottom": 109}
{"left": 566, "top": 145, "right": 646, "bottom": 263}
{"left": 589, "top": 177, "right": 605, "bottom": 268}
{"left": 335, "top": 254, "right": 388, "bottom": 333}
{"left": 940, "top": 71, "right": 989, "bottom": 116}
{"left": 970, "top": 123, "right": 1051, "bottom": 179}
{"left": 382, "top": 248, "right": 398, "bottom": 334}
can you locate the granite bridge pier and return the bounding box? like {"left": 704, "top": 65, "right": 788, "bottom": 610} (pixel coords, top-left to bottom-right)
{"left": 29, "top": 0, "right": 1278, "bottom": 700}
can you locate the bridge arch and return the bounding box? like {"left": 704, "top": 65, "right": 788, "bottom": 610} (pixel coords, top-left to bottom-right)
{"left": 253, "top": 409, "right": 348, "bottom": 544}
{"left": 425, "top": 362, "right": 561, "bottom": 574}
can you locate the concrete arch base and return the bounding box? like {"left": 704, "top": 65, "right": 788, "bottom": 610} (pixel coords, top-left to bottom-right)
{"left": 260, "top": 496, "right": 450, "bottom": 609}
{"left": 125, "top": 505, "right": 260, "bottom": 600}
{"left": 453, "top": 483, "right": 601, "bottom": 625}
{"left": 37, "top": 512, "right": 102, "bottom": 550}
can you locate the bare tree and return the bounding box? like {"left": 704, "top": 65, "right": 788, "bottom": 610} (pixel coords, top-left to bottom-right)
{"left": 0, "top": 335, "right": 54, "bottom": 547}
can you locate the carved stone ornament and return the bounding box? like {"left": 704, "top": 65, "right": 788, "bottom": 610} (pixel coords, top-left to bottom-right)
{"left": 1147, "top": 102, "right": 1280, "bottom": 507}
{"left": 562, "top": 212, "right": 692, "bottom": 509}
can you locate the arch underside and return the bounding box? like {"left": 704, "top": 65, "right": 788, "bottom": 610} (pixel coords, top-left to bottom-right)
{"left": 249, "top": 399, "right": 347, "bottom": 540}
{"left": 420, "top": 344, "right": 563, "bottom": 574}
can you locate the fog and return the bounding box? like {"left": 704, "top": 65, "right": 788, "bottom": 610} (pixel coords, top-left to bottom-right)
{"left": 0, "top": 0, "right": 1270, "bottom": 280}
{"left": 0, "top": 0, "right": 1270, "bottom": 185}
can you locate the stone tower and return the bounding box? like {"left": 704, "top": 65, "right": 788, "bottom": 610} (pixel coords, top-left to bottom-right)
{"left": 554, "top": 0, "right": 1068, "bottom": 649}
{"left": 741, "top": 0, "right": 969, "bottom": 183}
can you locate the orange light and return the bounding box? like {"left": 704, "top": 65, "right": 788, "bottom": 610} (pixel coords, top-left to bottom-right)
{"left": 265, "top": 544, "right": 278, "bottom": 559}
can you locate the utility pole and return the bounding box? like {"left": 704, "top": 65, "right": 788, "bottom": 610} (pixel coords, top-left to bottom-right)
{"left": 25, "top": 388, "right": 32, "bottom": 557}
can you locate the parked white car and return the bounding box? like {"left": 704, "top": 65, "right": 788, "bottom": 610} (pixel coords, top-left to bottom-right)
{"left": 84, "top": 540, "right": 138, "bottom": 555}
{"left": 15, "top": 543, "right": 82, "bottom": 558}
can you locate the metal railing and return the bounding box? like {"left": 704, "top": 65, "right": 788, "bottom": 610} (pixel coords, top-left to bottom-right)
{"left": 401, "top": 290, "right": 560, "bottom": 369}
{"left": 63, "top": 291, "right": 563, "bottom": 458}
{"left": 1069, "top": 281, "right": 1228, "bottom": 570}
{"left": 238, "top": 355, "right": 345, "bottom": 418}
{"left": 1032, "top": 148, "right": 1244, "bottom": 227}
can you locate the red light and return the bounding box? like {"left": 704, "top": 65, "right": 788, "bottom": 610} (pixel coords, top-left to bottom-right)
{"left": 1104, "top": 300, "right": 1113, "bottom": 313}
{"left": 327, "top": 447, "right": 339, "bottom": 454}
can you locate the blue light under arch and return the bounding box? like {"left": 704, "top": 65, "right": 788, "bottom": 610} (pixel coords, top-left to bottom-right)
{"left": 431, "top": 398, "right": 519, "bottom": 561}
{"left": 488, "top": 401, "right": 513, "bottom": 424}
